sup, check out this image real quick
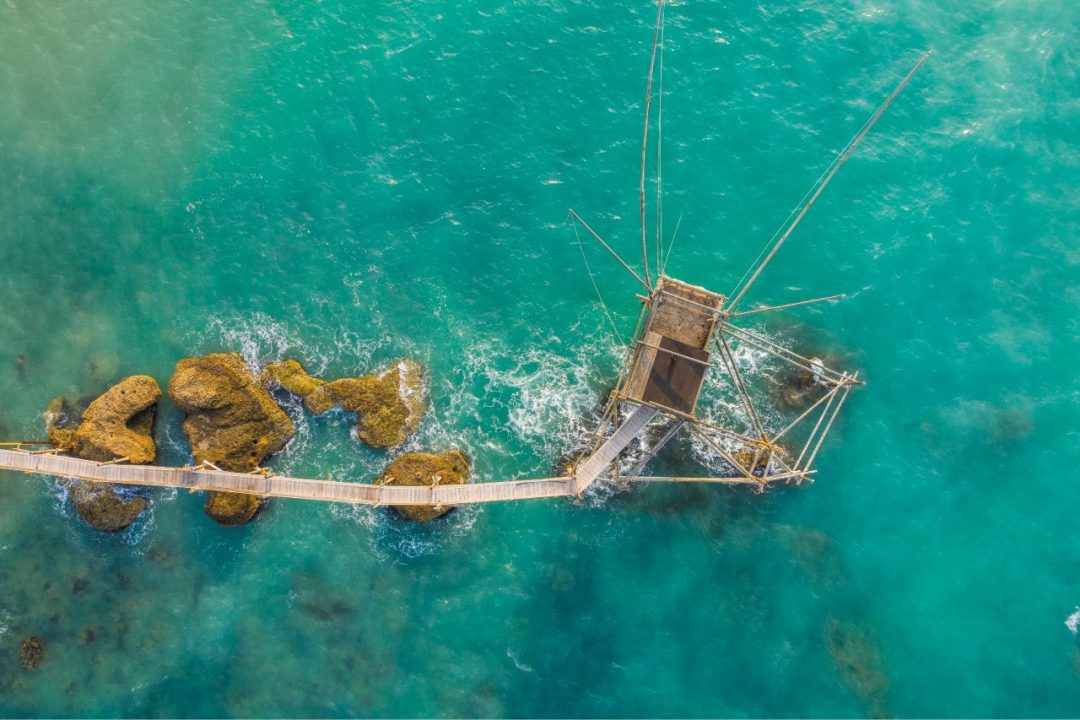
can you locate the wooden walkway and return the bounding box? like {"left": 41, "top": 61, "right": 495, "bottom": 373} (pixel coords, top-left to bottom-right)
{"left": 0, "top": 449, "right": 570, "bottom": 506}
{"left": 0, "top": 435, "right": 776, "bottom": 508}
{"left": 570, "top": 405, "right": 658, "bottom": 494}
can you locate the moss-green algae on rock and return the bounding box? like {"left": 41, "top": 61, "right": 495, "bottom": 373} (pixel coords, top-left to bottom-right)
{"left": 168, "top": 353, "right": 295, "bottom": 526}
{"left": 43, "top": 376, "right": 160, "bottom": 532}
{"left": 264, "top": 358, "right": 426, "bottom": 448}
{"left": 46, "top": 375, "right": 160, "bottom": 464}
{"left": 19, "top": 636, "right": 44, "bottom": 670}
{"left": 374, "top": 449, "right": 469, "bottom": 522}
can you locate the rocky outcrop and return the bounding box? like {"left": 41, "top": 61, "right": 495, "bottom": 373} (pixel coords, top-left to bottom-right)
{"left": 264, "top": 358, "right": 426, "bottom": 448}
{"left": 202, "top": 491, "right": 263, "bottom": 526}
{"left": 69, "top": 482, "right": 148, "bottom": 533}
{"left": 46, "top": 375, "right": 160, "bottom": 464}
{"left": 168, "top": 353, "right": 295, "bottom": 525}
{"left": 374, "top": 449, "right": 469, "bottom": 522}
{"left": 19, "top": 637, "right": 44, "bottom": 670}
{"left": 44, "top": 376, "right": 160, "bottom": 532}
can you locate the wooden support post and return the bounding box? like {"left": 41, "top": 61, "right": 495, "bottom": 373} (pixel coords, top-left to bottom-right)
{"left": 687, "top": 424, "right": 758, "bottom": 482}
{"left": 771, "top": 383, "right": 843, "bottom": 444}
{"left": 624, "top": 419, "right": 684, "bottom": 479}
{"left": 803, "top": 373, "right": 857, "bottom": 471}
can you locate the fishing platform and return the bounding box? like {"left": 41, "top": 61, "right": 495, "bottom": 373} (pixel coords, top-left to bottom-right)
{"left": 0, "top": 2, "right": 927, "bottom": 514}
{"left": 624, "top": 276, "right": 723, "bottom": 416}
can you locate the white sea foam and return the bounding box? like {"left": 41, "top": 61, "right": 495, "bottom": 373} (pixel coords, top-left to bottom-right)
{"left": 1066, "top": 607, "right": 1080, "bottom": 635}
{"left": 507, "top": 649, "right": 534, "bottom": 672}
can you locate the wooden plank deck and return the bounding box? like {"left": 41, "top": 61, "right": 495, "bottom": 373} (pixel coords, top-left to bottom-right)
{"left": 0, "top": 449, "right": 570, "bottom": 506}
{"left": 569, "top": 404, "right": 658, "bottom": 494}
{"left": 623, "top": 276, "right": 724, "bottom": 415}
{"left": 0, "top": 443, "right": 793, "bottom": 510}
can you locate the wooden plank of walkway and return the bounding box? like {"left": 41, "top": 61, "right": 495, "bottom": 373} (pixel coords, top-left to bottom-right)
{"left": 570, "top": 404, "right": 658, "bottom": 495}
{"left": 0, "top": 449, "right": 570, "bottom": 506}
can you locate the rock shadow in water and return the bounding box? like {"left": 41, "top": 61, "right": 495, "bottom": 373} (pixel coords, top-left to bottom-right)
{"left": 825, "top": 617, "right": 890, "bottom": 718}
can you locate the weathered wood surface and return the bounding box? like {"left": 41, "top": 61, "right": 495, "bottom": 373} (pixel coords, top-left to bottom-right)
{"left": 0, "top": 449, "right": 570, "bottom": 506}
{"left": 623, "top": 276, "right": 724, "bottom": 415}
{"left": 570, "top": 404, "right": 658, "bottom": 494}
{"left": 648, "top": 277, "right": 723, "bottom": 350}
{"left": 638, "top": 336, "right": 710, "bottom": 414}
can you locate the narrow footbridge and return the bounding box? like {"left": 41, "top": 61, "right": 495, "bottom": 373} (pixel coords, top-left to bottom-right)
{"left": 0, "top": 441, "right": 762, "bottom": 508}
{"left": 0, "top": 449, "right": 571, "bottom": 506}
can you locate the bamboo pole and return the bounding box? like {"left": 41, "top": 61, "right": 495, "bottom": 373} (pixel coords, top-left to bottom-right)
{"left": 713, "top": 333, "right": 765, "bottom": 438}
{"left": 638, "top": 0, "right": 666, "bottom": 290}
{"left": 624, "top": 420, "right": 683, "bottom": 479}
{"left": 803, "top": 373, "right": 856, "bottom": 470}
{"left": 568, "top": 210, "right": 650, "bottom": 291}
{"left": 687, "top": 424, "right": 758, "bottom": 482}
{"left": 725, "top": 294, "right": 846, "bottom": 319}
{"left": 726, "top": 51, "right": 931, "bottom": 312}
{"left": 795, "top": 386, "right": 838, "bottom": 471}
{"left": 719, "top": 323, "right": 845, "bottom": 383}
{"left": 771, "top": 382, "right": 843, "bottom": 444}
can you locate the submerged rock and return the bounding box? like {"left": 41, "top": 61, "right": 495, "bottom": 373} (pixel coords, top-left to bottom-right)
{"left": 15, "top": 353, "right": 29, "bottom": 382}
{"left": 44, "top": 376, "right": 160, "bottom": 532}
{"left": 773, "top": 364, "right": 820, "bottom": 410}
{"left": 264, "top": 358, "right": 427, "bottom": 448}
{"left": 733, "top": 443, "right": 789, "bottom": 479}
{"left": 19, "top": 636, "right": 44, "bottom": 670}
{"left": 826, "top": 618, "right": 890, "bottom": 718}
{"left": 168, "top": 353, "right": 294, "bottom": 525}
{"left": 375, "top": 449, "right": 469, "bottom": 522}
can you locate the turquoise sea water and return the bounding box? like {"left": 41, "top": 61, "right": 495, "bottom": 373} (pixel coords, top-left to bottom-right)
{"left": 0, "top": 0, "right": 1077, "bottom": 716}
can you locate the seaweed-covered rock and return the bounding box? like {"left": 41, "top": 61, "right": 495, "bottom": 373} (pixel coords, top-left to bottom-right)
{"left": 774, "top": 365, "right": 819, "bottom": 410}
{"left": 44, "top": 376, "right": 160, "bottom": 532}
{"left": 168, "top": 353, "right": 294, "bottom": 526}
{"left": 264, "top": 358, "right": 426, "bottom": 448}
{"left": 826, "top": 618, "right": 890, "bottom": 718}
{"left": 733, "top": 444, "right": 787, "bottom": 478}
{"left": 70, "top": 482, "right": 147, "bottom": 533}
{"left": 203, "top": 491, "right": 262, "bottom": 526}
{"left": 375, "top": 450, "right": 469, "bottom": 522}
{"left": 262, "top": 359, "right": 328, "bottom": 407}
{"left": 19, "top": 636, "right": 44, "bottom": 670}
{"left": 46, "top": 375, "right": 160, "bottom": 464}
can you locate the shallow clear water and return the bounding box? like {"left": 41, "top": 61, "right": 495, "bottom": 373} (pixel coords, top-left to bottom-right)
{"left": 0, "top": 0, "right": 1077, "bottom": 716}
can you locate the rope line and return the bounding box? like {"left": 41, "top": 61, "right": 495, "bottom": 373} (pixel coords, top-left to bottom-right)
{"left": 655, "top": 0, "right": 666, "bottom": 275}
{"left": 638, "top": 0, "right": 666, "bottom": 290}
{"left": 727, "top": 50, "right": 931, "bottom": 311}
{"left": 571, "top": 219, "right": 626, "bottom": 346}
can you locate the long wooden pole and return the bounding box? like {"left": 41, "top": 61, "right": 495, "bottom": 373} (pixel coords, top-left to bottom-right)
{"left": 688, "top": 424, "right": 758, "bottom": 482}
{"left": 770, "top": 382, "right": 842, "bottom": 444}
{"left": 726, "top": 51, "right": 931, "bottom": 312}
{"left": 638, "top": 0, "right": 665, "bottom": 290}
{"left": 720, "top": 323, "right": 845, "bottom": 384}
{"left": 795, "top": 386, "right": 838, "bottom": 470}
{"left": 803, "top": 373, "right": 856, "bottom": 470}
{"left": 568, "top": 209, "right": 651, "bottom": 291}
{"left": 725, "top": 294, "right": 846, "bottom": 319}
{"left": 713, "top": 334, "right": 765, "bottom": 438}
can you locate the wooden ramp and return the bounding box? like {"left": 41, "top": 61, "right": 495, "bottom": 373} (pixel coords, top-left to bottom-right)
{"left": 570, "top": 404, "right": 658, "bottom": 494}
{"left": 0, "top": 449, "right": 569, "bottom": 506}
